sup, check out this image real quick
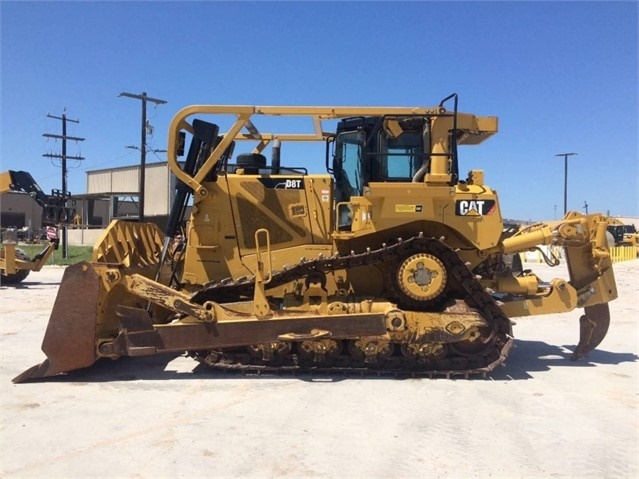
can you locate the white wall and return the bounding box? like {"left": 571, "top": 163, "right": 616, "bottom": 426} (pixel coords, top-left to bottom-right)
{"left": 67, "top": 228, "right": 104, "bottom": 246}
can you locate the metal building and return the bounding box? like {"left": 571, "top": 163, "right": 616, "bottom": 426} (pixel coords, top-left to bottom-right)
{"left": 84, "top": 161, "right": 174, "bottom": 219}
{"left": 76, "top": 161, "right": 173, "bottom": 223}
{"left": 1, "top": 162, "right": 180, "bottom": 245}
{"left": 0, "top": 192, "right": 43, "bottom": 230}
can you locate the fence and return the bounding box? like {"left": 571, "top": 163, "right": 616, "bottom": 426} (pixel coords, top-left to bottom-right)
{"left": 522, "top": 245, "right": 637, "bottom": 264}
{"left": 610, "top": 246, "right": 638, "bottom": 263}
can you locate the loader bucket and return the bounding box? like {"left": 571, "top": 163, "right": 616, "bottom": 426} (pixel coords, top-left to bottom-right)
{"left": 570, "top": 303, "right": 611, "bottom": 361}
{"left": 13, "top": 263, "right": 101, "bottom": 383}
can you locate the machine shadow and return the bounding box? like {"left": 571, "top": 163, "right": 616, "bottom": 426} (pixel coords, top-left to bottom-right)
{"left": 487, "top": 339, "right": 639, "bottom": 380}
{"left": 29, "top": 339, "right": 639, "bottom": 384}
{"left": 1, "top": 280, "right": 61, "bottom": 289}
{"left": 25, "top": 354, "right": 202, "bottom": 383}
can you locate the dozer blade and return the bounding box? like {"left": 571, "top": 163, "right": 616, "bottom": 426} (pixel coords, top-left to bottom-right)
{"left": 570, "top": 303, "right": 611, "bottom": 361}
{"left": 13, "top": 263, "right": 100, "bottom": 383}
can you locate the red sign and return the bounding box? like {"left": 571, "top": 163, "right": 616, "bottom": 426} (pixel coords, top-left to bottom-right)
{"left": 46, "top": 226, "right": 58, "bottom": 241}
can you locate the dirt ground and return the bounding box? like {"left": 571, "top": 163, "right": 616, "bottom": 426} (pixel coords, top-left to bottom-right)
{"left": 1, "top": 260, "right": 637, "bottom": 479}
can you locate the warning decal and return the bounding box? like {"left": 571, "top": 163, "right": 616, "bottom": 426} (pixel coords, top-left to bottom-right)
{"left": 395, "top": 204, "right": 423, "bottom": 213}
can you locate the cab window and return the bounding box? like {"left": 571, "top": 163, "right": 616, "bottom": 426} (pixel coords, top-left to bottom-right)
{"left": 378, "top": 130, "right": 423, "bottom": 181}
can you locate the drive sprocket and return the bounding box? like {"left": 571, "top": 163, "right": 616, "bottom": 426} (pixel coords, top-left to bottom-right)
{"left": 392, "top": 252, "right": 449, "bottom": 311}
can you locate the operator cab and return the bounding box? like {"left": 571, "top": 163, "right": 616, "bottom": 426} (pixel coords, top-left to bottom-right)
{"left": 330, "top": 116, "right": 433, "bottom": 231}
{"left": 330, "top": 96, "right": 463, "bottom": 231}
{"left": 332, "top": 116, "right": 439, "bottom": 204}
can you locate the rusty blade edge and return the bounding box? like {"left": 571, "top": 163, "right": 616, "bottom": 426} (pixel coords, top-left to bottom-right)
{"left": 12, "top": 360, "right": 56, "bottom": 383}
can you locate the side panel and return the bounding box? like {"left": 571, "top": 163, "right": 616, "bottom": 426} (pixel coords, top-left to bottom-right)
{"left": 226, "top": 174, "right": 333, "bottom": 255}
{"left": 347, "top": 182, "right": 503, "bottom": 251}
{"left": 182, "top": 179, "right": 240, "bottom": 286}
{"left": 181, "top": 174, "right": 335, "bottom": 287}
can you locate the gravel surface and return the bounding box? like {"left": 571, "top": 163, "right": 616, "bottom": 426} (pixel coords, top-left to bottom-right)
{"left": 1, "top": 261, "right": 637, "bottom": 479}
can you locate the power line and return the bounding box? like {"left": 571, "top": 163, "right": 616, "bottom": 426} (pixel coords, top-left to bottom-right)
{"left": 43, "top": 110, "right": 85, "bottom": 259}
{"left": 119, "top": 91, "right": 167, "bottom": 222}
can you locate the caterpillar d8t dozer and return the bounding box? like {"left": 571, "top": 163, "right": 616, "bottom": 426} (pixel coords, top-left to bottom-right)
{"left": 14, "top": 94, "right": 619, "bottom": 382}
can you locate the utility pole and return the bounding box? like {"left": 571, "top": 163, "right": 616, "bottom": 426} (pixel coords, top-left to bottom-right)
{"left": 119, "top": 91, "right": 167, "bottom": 222}
{"left": 555, "top": 153, "right": 577, "bottom": 215}
{"left": 583, "top": 201, "right": 589, "bottom": 214}
{"left": 43, "top": 111, "right": 85, "bottom": 259}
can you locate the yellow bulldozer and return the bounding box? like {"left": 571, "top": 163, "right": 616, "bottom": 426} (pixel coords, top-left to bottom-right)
{"left": 14, "top": 94, "right": 619, "bottom": 382}
{"left": 0, "top": 170, "right": 72, "bottom": 284}
{"left": 607, "top": 218, "right": 639, "bottom": 256}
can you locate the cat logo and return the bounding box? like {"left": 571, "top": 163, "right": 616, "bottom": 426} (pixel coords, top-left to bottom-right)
{"left": 455, "top": 199, "right": 496, "bottom": 216}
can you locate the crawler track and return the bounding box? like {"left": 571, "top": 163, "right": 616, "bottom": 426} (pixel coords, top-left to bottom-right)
{"left": 189, "top": 235, "right": 514, "bottom": 378}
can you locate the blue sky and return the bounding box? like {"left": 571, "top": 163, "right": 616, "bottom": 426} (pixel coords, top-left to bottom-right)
{"left": 1, "top": 1, "right": 637, "bottom": 220}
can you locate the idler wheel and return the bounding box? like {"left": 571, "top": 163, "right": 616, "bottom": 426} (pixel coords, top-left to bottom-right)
{"left": 449, "top": 329, "right": 494, "bottom": 357}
